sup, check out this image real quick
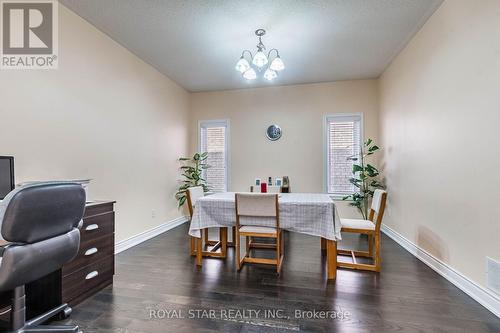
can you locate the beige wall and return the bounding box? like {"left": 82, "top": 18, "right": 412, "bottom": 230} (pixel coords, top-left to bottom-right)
{"left": 379, "top": 0, "right": 500, "bottom": 289}
{"left": 190, "top": 80, "right": 379, "bottom": 217}
{"left": 4, "top": 1, "right": 495, "bottom": 299}
{"left": 0, "top": 5, "right": 190, "bottom": 242}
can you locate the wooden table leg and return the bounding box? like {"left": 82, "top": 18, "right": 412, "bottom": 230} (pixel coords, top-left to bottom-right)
{"left": 221, "top": 227, "right": 228, "bottom": 258}
{"left": 190, "top": 236, "right": 196, "bottom": 256}
{"left": 326, "top": 239, "right": 337, "bottom": 280}
{"left": 196, "top": 236, "right": 203, "bottom": 266}
{"left": 227, "top": 226, "right": 236, "bottom": 247}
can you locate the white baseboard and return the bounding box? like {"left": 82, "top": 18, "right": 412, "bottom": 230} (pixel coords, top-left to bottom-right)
{"left": 381, "top": 224, "right": 500, "bottom": 318}
{"left": 115, "top": 216, "right": 189, "bottom": 254}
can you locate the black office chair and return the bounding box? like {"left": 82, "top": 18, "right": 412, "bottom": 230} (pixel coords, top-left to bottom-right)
{"left": 0, "top": 182, "right": 85, "bottom": 333}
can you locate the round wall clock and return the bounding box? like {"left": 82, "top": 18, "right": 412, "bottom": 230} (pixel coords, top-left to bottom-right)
{"left": 266, "top": 125, "right": 282, "bottom": 141}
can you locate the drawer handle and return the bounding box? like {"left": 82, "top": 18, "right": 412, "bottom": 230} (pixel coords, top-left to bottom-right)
{"left": 85, "top": 271, "right": 99, "bottom": 280}
{"left": 85, "top": 224, "right": 99, "bottom": 231}
{"left": 84, "top": 247, "right": 98, "bottom": 256}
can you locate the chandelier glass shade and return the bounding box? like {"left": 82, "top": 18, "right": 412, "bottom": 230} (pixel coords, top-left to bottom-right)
{"left": 252, "top": 50, "right": 268, "bottom": 68}
{"left": 263, "top": 68, "right": 277, "bottom": 81}
{"left": 235, "top": 29, "right": 285, "bottom": 81}
{"left": 242, "top": 68, "right": 257, "bottom": 80}
{"left": 235, "top": 57, "right": 251, "bottom": 73}
{"left": 269, "top": 56, "right": 285, "bottom": 71}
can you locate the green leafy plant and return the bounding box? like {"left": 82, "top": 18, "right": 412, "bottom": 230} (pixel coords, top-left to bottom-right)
{"left": 343, "top": 139, "right": 385, "bottom": 219}
{"left": 175, "top": 152, "right": 210, "bottom": 207}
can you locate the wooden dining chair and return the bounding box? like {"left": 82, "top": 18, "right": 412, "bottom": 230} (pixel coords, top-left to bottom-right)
{"left": 235, "top": 193, "right": 284, "bottom": 274}
{"left": 337, "top": 189, "right": 387, "bottom": 272}
{"left": 186, "top": 186, "right": 227, "bottom": 258}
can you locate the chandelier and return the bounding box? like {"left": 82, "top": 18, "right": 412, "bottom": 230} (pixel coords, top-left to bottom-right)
{"left": 235, "top": 29, "right": 285, "bottom": 81}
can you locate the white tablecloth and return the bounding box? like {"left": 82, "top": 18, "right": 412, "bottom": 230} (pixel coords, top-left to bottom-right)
{"left": 188, "top": 192, "right": 342, "bottom": 241}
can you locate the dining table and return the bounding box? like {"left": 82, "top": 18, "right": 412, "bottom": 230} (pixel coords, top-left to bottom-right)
{"left": 189, "top": 192, "right": 342, "bottom": 280}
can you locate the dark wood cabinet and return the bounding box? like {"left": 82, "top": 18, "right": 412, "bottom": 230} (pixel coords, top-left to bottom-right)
{"left": 62, "top": 201, "right": 115, "bottom": 306}
{"left": 0, "top": 200, "right": 116, "bottom": 323}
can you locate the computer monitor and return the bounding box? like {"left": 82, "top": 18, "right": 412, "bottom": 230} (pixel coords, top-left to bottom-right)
{"left": 0, "top": 156, "right": 14, "bottom": 200}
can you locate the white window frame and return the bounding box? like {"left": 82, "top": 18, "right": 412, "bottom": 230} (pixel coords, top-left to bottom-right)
{"left": 198, "top": 119, "right": 231, "bottom": 192}
{"left": 323, "top": 113, "right": 364, "bottom": 199}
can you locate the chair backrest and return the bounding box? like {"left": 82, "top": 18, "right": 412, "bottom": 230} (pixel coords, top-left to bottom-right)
{"left": 186, "top": 186, "right": 204, "bottom": 217}
{"left": 235, "top": 193, "right": 279, "bottom": 229}
{"left": 0, "top": 182, "right": 85, "bottom": 291}
{"left": 0, "top": 182, "right": 86, "bottom": 243}
{"left": 368, "top": 189, "right": 387, "bottom": 230}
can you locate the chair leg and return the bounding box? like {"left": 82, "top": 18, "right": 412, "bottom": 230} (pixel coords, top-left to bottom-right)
{"left": 374, "top": 233, "right": 381, "bottom": 272}
{"left": 24, "top": 325, "right": 79, "bottom": 332}
{"left": 282, "top": 233, "right": 285, "bottom": 270}
{"left": 204, "top": 228, "right": 209, "bottom": 245}
{"left": 235, "top": 229, "right": 241, "bottom": 271}
{"left": 25, "top": 304, "right": 70, "bottom": 327}
{"left": 368, "top": 234, "right": 374, "bottom": 258}
{"left": 11, "top": 286, "right": 26, "bottom": 331}
{"left": 337, "top": 231, "right": 381, "bottom": 273}
{"left": 190, "top": 236, "right": 196, "bottom": 256}
{"left": 281, "top": 232, "right": 285, "bottom": 254}
{"left": 227, "top": 226, "right": 236, "bottom": 247}
{"left": 10, "top": 286, "right": 79, "bottom": 333}
{"left": 245, "top": 236, "right": 251, "bottom": 257}
{"left": 276, "top": 232, "right": 281, "bottom": 274}
{"left": 196, "top": 236, "right": 202, "bottom": 266}
{"left": 221, "top": 228, "right": 227, "bottom": 258}
{"left": 277, "top": 253, "right": 284, "bottom": 274}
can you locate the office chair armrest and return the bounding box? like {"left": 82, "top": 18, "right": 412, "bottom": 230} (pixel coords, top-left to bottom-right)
{"left": 0, "top": 243, "right": 15, "bottom": 258}
{"left": 0, "top": 239, "right": 12, "bottom": 257}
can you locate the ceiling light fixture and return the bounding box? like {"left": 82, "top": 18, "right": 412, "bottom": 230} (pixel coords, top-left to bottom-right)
{"left": 235, "top": 29, "right": 285, "bottom": 81}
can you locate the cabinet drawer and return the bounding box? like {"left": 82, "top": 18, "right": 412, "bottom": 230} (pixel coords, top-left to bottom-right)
{"left": 84, "top": 202, "right": 114, "bottom": 218}
{"left": 81, "top": 212, "right": 114, "bottom": 245}
{"left": 62, "top": 256, "right": 114, "bottom": 303}
{"left": 63, "top": 234, "right": 114, "bottom": 277}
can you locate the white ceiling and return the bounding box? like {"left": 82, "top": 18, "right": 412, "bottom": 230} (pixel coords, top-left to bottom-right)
{"left": 60, "top": 0, "right": 442, "bottom": 92}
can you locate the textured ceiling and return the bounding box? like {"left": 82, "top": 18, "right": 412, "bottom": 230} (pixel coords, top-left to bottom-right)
{"left": 60, "top": 0, "right": 443, "bottom": 92}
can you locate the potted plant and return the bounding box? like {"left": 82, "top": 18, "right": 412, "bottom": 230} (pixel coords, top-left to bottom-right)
{"left": 175, "top": 152, "right": 210, "bottom": 207}
{"left": 343, "top": 139, "right": 385, "bottom": 219}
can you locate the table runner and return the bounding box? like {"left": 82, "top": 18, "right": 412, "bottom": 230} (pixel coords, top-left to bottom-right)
{"left": 188, "top": 192, "right": 342, "bottom": 241}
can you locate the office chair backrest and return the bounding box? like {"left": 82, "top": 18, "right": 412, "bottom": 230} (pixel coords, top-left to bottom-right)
{"left": 0, "top": 182, "right": 86, "bottom": 243}
{"left": 0, "top": 182, "right": 85, "bottom": 292}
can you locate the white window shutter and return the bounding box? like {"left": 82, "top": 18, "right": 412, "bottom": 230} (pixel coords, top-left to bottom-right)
{"left": 326, "top": 115, "right": 362, "bottom": 196}
{"left": 200, "top": 122, "right": 228, "bottom": 192}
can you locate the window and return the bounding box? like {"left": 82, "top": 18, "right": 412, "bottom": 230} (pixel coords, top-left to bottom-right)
{"left": 325, "top": 114, "right": 363, "bottom": 197}
{"left": 199, "top": 120, "right": 230, "bottom": 192}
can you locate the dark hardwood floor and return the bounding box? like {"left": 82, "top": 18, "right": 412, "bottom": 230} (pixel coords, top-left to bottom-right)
{"left": 57, "top": 224, "right": 500, "bottom": 332}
